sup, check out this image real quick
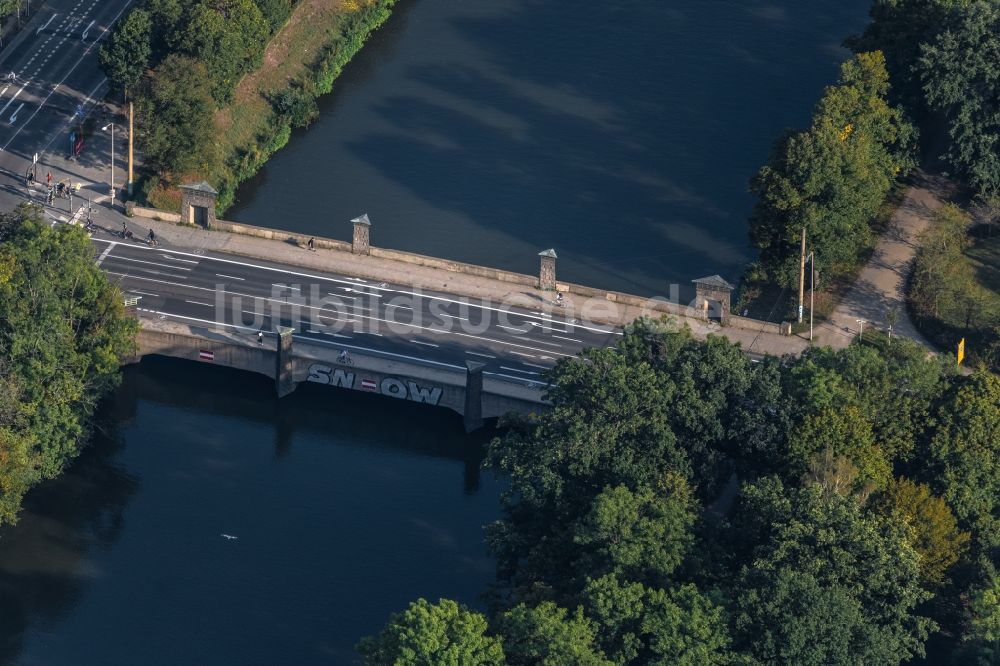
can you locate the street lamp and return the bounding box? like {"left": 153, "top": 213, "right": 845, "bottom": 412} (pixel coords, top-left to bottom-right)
{"left": 856, "top": 319, "right": 866, "bottom": 339}
{"left": 101, "top": 123, "right": 114, "bottom": 209}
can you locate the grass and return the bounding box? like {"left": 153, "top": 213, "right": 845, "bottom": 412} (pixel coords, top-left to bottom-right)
{"left": 910, "top": 227, "right": 1000, "bottom": 369}
{"left": 147, "top": 0, "right": 395, "bottom": 213}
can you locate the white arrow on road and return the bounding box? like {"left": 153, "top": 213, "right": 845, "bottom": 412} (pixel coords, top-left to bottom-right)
{"left": 9, "top": 103, "right": 24, "bottom": 124}
{"left": 81, "top": 20, "right": 95, "bottom": 41}
{"left": 36, "top": 14, "right": 58, "bottom": 34}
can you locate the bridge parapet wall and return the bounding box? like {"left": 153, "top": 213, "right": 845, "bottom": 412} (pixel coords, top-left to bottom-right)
{"left": 129, "top": 320, "right": 546, "bottom": 427}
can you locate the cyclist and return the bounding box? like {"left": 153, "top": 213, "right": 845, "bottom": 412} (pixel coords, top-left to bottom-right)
{"left": 147, "top": 228, "right": 156, "bottom": 246}
{"left": 338, "top": 350, "right": 351, "bottom": 364}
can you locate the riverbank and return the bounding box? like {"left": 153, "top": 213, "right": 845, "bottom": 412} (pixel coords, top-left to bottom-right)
{"left": 146, "top": 0, "right": 398, "bottom": 213}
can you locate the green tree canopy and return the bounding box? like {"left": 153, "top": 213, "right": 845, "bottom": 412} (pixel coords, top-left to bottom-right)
{"left": 99, "top": 8, "right": 152, "bottom": 95}
{"left": 356, "top": 598, "right": 505, "bottom": 666}
{"left": 138, "top": 54, "right": 219, "bottom": 177}
{"left": 175, "top": 0, "right": 270, "bottom": 104}
{"left": 496, "top": 602, "right": 612, "bottom": 666}
{"left": 729, "top": 479, "right": 934, "bottom": 665}
{"left": 0, "top": 205, "right": 136, "bottom": 524}
{"left": 919, "top": 2, "right": 1000, "bottom": 194}
{"left": 878, "top": 477, "right": 970, "bottom": 586}
{"left": 916, "top": 371, "right": 1000, "bottom": 546}
{"left": 572, "top": 479, "right": 696, "bottom": 588}
{"left": 749, "top": 51, "right": 915, "bottom": 286}
{"left": 583, "top": 575, "right": 734, "bottom": 666}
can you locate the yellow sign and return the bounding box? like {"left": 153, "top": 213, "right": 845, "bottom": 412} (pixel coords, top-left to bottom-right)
{"left": 957, "top": 338, "right": 965, "bottom": 366}
{"left": 839, "top": 123, "right": 854, "bottom": 141}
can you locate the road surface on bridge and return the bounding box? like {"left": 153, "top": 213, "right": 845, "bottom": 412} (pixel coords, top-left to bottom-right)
{"left": 96, "top": 237, "right": 622, "bottom": 386}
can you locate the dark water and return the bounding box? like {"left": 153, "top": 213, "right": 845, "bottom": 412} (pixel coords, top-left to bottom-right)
{"left": 230, "top": 0, "right": 872, "bottom": 297}
{"left": 0, "top": 359, "right": 500, "bottom": 664}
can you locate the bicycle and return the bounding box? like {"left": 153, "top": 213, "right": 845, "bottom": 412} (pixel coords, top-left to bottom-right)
{"left": 337, "top": 354, "right": 354, "bottom": 366}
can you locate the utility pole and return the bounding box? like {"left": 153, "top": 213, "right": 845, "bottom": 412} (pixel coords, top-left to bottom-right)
{"left": 798, "top": 227, "right": 806, "bottom": 323}
{"left": 127, "top": 100, "right": 134, "bottom": 197}
{"left": 806, "top": 252, "right": 815, "bottom": 341}
{"left": 102, "top": 123, "right": 115, "bottom": 209}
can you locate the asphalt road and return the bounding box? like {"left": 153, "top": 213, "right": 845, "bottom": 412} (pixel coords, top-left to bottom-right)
{"left": 96, "top": 237, "right": 621, "bottom": 386}
{"left": 0, "top": 0, "right": 133, "bottom": 211}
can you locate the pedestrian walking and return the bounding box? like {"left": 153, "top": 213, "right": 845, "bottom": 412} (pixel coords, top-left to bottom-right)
{"left": 258, "top": 331, "right": 264, "bottom": 346}
{"left": 46, "top": 172, "right": 51, "bottom": 186}
{"left": 307, "top": 237, "right": 315, "bottom": 251}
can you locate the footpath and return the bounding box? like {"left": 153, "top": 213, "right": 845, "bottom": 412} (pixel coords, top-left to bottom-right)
{"left": 812, "top": 170, "right": 952, "bottom": 349}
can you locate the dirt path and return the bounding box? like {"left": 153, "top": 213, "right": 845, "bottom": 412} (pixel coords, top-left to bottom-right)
{"left": 812, "top": 171, "right": 955, "bottom": 349}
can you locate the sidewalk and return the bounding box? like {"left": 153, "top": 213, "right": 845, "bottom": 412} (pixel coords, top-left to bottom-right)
{"left": 812, "top": 170, "right": 953, "bottom": 349}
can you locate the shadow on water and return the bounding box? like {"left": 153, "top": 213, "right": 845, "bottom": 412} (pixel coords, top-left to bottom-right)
{"left": 0, "top": 399, "right": 138, "bottom": 664}
{"left": 228, "top": 0, "right": 871, "bottom": 297}
{"left": 0, "top": 357, "right": 497, "bottom": 664}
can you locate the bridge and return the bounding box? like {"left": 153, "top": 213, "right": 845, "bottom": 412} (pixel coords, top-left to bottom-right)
{"left": 83, "top": 183, "right": 805, "bottom": 431}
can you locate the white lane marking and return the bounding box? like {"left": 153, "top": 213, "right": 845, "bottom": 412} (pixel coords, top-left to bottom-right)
{"left": 410, "top": 340, "right": 439, "bottom": 348}
{"left": 551, "top": 334, "right": 581, "bottom": 343}
{"left": 8, "top": 102, "right": 23, "bottom": 124}
{"left": 511, "top": 351, "right": 535, "bottom": 358}
{"left": 130, "top": 290, "right": 159, "bottom": 297}
{"left": 500, "top": 366, "right": 540, "bottom": 375}
{"left": 484, "top": 371, "right": 544, "bottom": 386}
{"left": 160, "top": 254, "right": 198, "bottom": 264}
{"left": 108, "top": 255, "right": 192, "bottom": 271}
{"left": 37, "top": 14, "right": 58, "bottom": 33}
{"left": 95, "top": 244, "right": 113, "bottom": 266}
{"left": 104, "top": 268, "right": 575, "bottom": 358}
{"left": 120, "top": 243, "right": 615, "bottom": 335}
{"left": 499, "top": 324, "right": 527, "bottom": 332}
{"left": 184, "top": 300, "right": 212, "bottom": 307}
{"left": 466, "top": 351, "right": 496, "bottom": 359}
{"left": 81, "top": 19, "right": 95, "bottom": 40}
{"left": 2, "top": 0, "right": 137, "bottom": 152}
{"left": 0, "top": 87, "right": 25, "bottom": 117}
{"left": 384, "top": 303, "right": 411, "bottom": 310}
{"left": 216, "top": 274, "right": 244, "bottom": 280}
{"left": 331, "top": 333, "right": 352, "bottom": 339}
{"left": 520, "top": 362, "right": 549, "bottom": 370}
{"left": 299, "top": 335, "right": 466, "bottom": 371}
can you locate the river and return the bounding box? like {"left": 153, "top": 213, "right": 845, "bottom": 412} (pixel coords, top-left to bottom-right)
{"left": 0, "top": 360, "right": 499, "bottom": 664}
{"left": 1, "top": 1, "right": 873, "bottom": 663}
{"left": 230, "top": 0, "right": 872, "bottom": 297}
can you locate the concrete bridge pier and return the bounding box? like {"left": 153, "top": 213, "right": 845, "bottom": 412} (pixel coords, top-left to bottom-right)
{"left": 463, "top": 361, "right": 485, "bottom": 432}
{"left": 276, "top": 326, "right": 297, "bottom": 397}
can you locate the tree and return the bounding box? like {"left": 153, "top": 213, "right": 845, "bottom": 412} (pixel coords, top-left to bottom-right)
{"left": 582, "top": 575, "right": 734, "bottom": 666}
{"left": 749, "top": 51, "right": 915, "bottom": 286}
{"left": 174, "top": 0, "right": 270, "bottom": 105}
{"left": 356, "top": 598, "right": 504, "bottom": 666}
{"left": 729, "top": 479, "right": 935, "bottom": 665}
{"left": 919, "top": 2, "right": 1000, "bottom": 194}
{"left": 486, "top": 343, "right": 688, "bottom": 601}
{"left": 786, "top": 406, "right": 890, "bottom": 489}
{"left": 137, "top": 54, "right": 219, "bottom": 177}
{"left": 917, "top": 371, "right": 1000, "bottom": 547}
{"left": 878, "top": 477, "right": 970, "bottom": 586}
{"left": 0, "top": 205, "right": 136, "bottom": 524}
{"left": 496, "top": 602, "right": 612, "bottom": 666}
{"left": 572, "top": 479, "right": 696, "bottom": 588}
{"left": 847, "top": 0, "right": 971, "bottom": 109}
{"left": 99, "top": 8, "right": 152, "bottom": 96}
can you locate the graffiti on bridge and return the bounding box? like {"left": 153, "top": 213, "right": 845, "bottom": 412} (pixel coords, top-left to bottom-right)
{"left": 306, "top": 364, "right": 444, "bottom": 406}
